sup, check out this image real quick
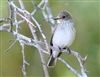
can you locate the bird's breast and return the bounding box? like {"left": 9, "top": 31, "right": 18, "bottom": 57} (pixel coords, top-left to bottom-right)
{"left": 52, "top": 21, "right": 75, "bottom": 48}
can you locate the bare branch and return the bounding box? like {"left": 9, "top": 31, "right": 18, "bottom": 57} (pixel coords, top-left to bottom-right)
{"left": 0, "top": 0, "right": 88, "bottom": 77}
{"left": 63, "top": 49, "right": 88, "bottom": 77}
{"left": 58, "top": 58, "right": 81, "bottom": 77}
{"left": 20, "top": 42, "right": 29, "bottom": 77}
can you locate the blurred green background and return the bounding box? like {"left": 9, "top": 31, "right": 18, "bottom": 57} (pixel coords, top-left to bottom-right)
{"left": 0, "top": 0, "right": 100, "bottom": 77}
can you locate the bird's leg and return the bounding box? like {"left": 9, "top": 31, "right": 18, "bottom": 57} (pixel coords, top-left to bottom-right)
{"left": 57, "top": 47, "right": 62, "bottom": 57}
{"left": 67, "top": 47, "right": 71, "bottom": 54}
{"left": 63, "top": 47, "right": 71, "bottom": 54}
{"left": 57, "top": 52, "right": 62, "bottom": 57}
{"left": 50, "top": 49, "right": 52, "bottom": 55}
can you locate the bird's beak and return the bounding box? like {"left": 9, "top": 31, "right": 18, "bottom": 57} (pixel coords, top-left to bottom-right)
{"left": 52, "top": 17, "right": 61, "bottom": 20}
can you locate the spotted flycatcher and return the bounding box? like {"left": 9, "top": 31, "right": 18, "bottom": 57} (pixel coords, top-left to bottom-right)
{"left": 47, "top": 11, "right": 76, "bottom": 67}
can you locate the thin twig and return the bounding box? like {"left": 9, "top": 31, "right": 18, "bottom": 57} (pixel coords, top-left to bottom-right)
{"left": 20, "top": 42, "right": 29, "bottom": 77}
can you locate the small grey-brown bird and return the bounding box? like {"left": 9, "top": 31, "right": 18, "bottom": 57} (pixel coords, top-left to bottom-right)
{"left": 47, "top": 11, "right": 76, "bottom": 67}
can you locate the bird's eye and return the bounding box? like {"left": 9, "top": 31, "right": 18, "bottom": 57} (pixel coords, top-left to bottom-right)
{"left": 62, "top": 16, "right": 66, "bottom": 18}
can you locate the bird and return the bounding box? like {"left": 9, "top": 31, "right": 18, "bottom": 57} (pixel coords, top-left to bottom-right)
{"left": 47, "top": 10, "right": 76, "bottom": 67}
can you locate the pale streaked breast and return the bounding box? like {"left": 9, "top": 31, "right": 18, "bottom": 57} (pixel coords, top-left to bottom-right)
{"left": 52, "top": 20, "right": 76, "bottom": 48}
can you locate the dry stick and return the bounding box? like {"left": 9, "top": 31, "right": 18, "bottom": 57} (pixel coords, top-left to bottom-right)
{"left": 69, "top": 50, "right": 87, "bottom": 77}
{"left": 8, "top": 1, "right": 30, "bottom": 77}
{"left": 20, "top": 43, "right": 26, "bottom": 77}
{"left": 18, "top": 0, "right": 49, "bottom": 77}
{"left": 31, "top": 16, "right": 50, "bottom": 53}
{"left": 31, "top": 14, "right": 50, "bottom": 77}
{"left": 0, "top": 25, "right": 43, "bottom": 50}
{"left": 58, "top": 58, "right": 81, "bottom": 77}
{"left": 8, "top": 0, "right": 14, "bottom": 32}
{"left": 14, "top": 8, "right": 19, "bottom": 33}
{"left": 4, "top": 40, "right": 17, "bottom": 52}
{"left": 31, "top": 0, "right": 44, "bottom": 15}
{"left": 43, "top": 0, "right": 55, "bottom": 25}
{"left": 18, "top": 0, "right": 32, "bottom": 77}
{"left": 20, "top": 42, "right": 30, "bottom": 77}
{"left": 0, "top": 20, "right": 24, "bottom": 31}
{"left": 27, "top": 20, "right": 50, "bottom": 77}
{"left": 9, "top": 1, "right": 27, "bottom": 77}
{"left": 8, "top": 1, "right": 36, "bottom": 28}
{"left": 17, "top": 12, "right": 36, "bottom": 28}
{"left": 41, "top": 0, "right": 56, "bottom": 33}
{"left": 14, "top": 0, "right": 49, "bottom": 53}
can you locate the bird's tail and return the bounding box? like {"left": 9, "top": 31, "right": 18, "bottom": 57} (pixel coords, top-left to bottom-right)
{"left": 47, "top": 55, "right": 57, "bottom": 67}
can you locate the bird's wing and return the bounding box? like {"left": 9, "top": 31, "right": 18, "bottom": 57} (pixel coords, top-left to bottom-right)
{"left": 50, "top": 24, "right": 58, "bottom": 55}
